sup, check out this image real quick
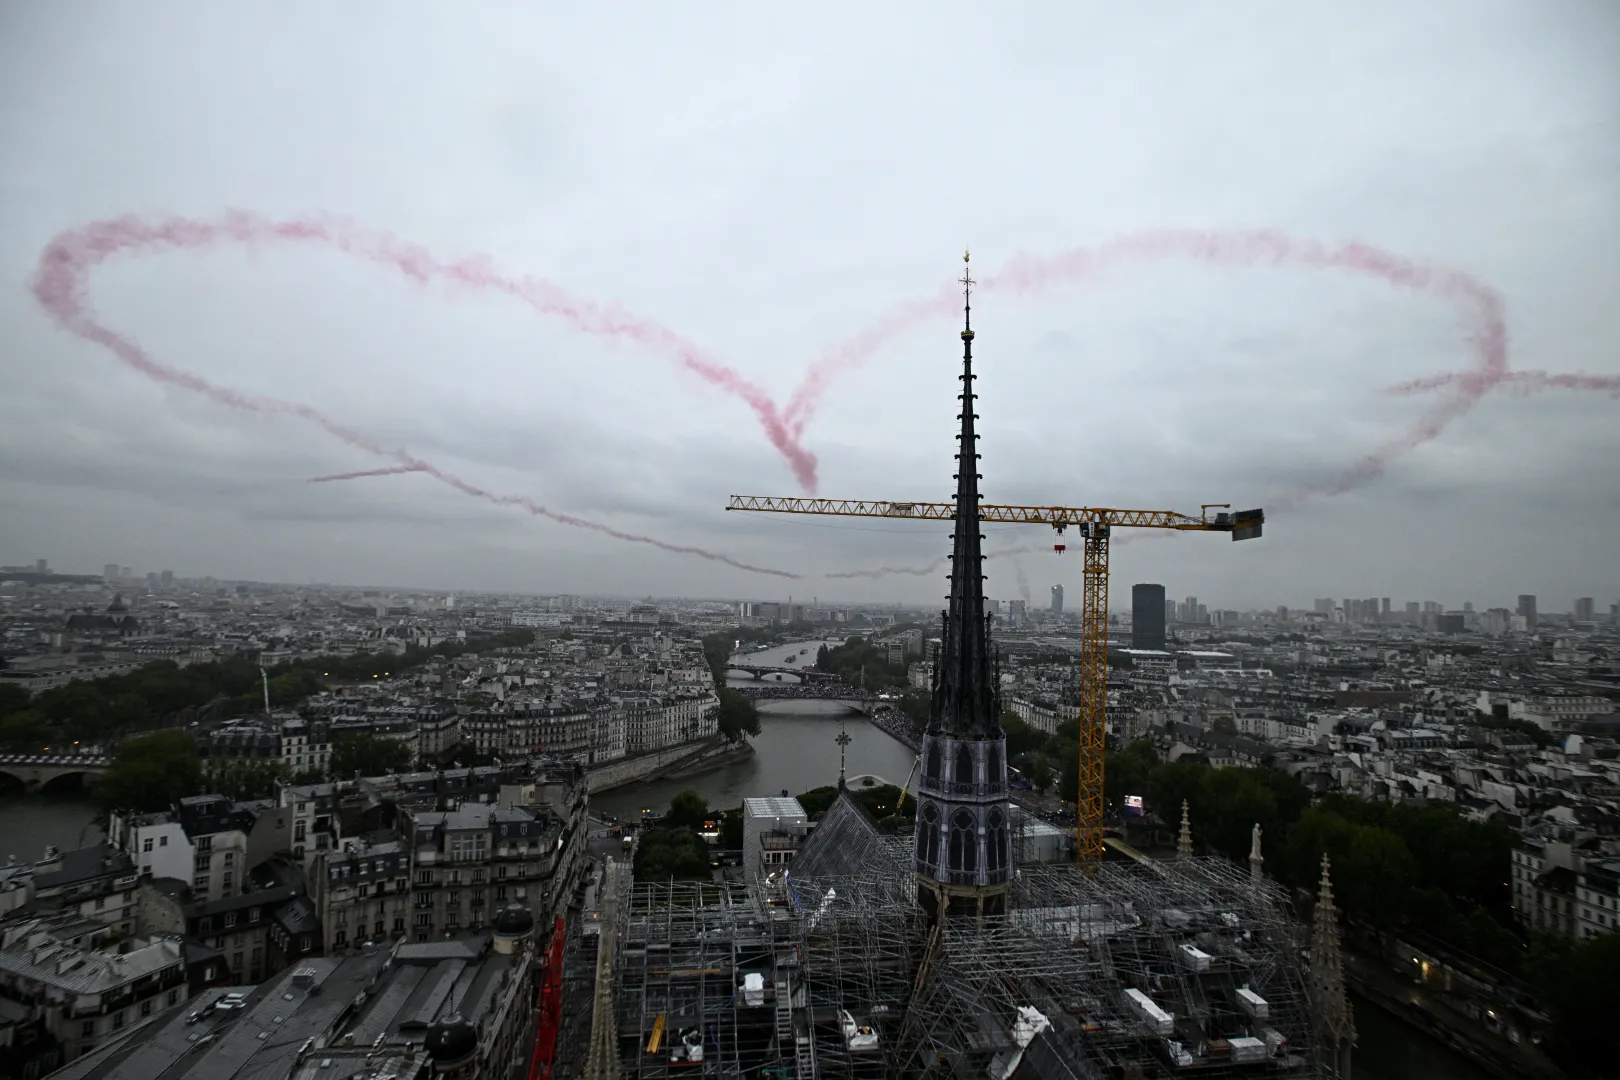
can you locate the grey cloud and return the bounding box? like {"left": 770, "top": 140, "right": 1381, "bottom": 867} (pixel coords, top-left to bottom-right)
{"left": 1, "top": 2, "right": 1617, "bottom": 605}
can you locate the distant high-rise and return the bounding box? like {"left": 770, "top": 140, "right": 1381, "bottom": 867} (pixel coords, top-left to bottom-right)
{"left": 1050, "top": 584, "right": 1063, "bottom": 613}
{"left": 1132, "top": 584, "right": 1167, "bottom": 651}
{"left": 1574, "top": 597, "right": 1595, "bottom": 623}
{"left": 120, "top": 566, "right": 131, "bottom": 579}
{"left": 1314, "top": 598, "right": 1334, "bottom": 615}
{"left": 1517, "top": 594, "right": 1538, "bottom": 629}
{"left": 160, "top": 570, "right": 174, "bottom": 587}
{"left": 104, "top": 564, "right": 119, "bottom": 581}
{"left": 1381, "top": 597, "right": 1391, "bottom": 618}
{"left": 35, "top": 559, "right": 47, "bottom": 575}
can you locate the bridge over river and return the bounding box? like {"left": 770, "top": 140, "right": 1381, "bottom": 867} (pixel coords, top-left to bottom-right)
{"left": 723, "top": 664, "right": 844, "bottom": 684}
{"left": 731, "top": 682, "right": 883, "bottom": 715}
{"left": 0, "top": 752, "right": 111, "bottom": 792}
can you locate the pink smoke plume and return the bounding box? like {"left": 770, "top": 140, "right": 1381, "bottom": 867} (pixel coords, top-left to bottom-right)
{"left": 32, "top": 212, "right": 817, "bottom": 489}
{"left": 787, "top": 230, "right": 1509, "bottom": 506}
{"left": 31, "top": 216, "right": 801, "bottom": 580}
{"left": 1385, "top": 369, "right": 1620, "bottom": 398}
{"left": 308, "top": 465, "right": 427, "bottom": 483}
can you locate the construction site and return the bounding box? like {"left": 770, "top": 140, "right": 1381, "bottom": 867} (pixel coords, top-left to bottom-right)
{"left": 591, "top": 795, "right": 1326, "bottom": 1080}
{"left": 569, "top": 256, "right": 1344, "bottom": 1080}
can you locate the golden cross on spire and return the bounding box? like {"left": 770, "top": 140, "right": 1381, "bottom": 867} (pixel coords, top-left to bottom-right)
{"left": 960, "top": 249, "right": 974, "bottom": 296}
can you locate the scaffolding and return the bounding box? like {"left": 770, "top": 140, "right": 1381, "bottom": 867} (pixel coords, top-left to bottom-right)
{"left": 608, "top": 824, "right": 1322, "bottom": 1079}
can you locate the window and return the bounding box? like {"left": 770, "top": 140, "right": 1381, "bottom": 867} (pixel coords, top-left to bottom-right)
{"left": 95, "top": 896, "right": 105, "bottom": 910}
{"left": 948, "top": 809, "right": 977, "bottom": 873}
{"left": 986, "top": 809, "right": 1007, "bottom": 875}
{"left": 415, "top": 914, "right": 431, "bottom": 927}
{"left": 112, "top": 1011, "right": 126, "bottom": 1031}
{"left": 917, "top": 802, "right": 941, "bottom": 868}
{"left": 196, "top": 836, "right": 212, "bottom": 853}
{"left": 168, "top": 989, "right": 181, "bottom": 1005}
{"left": 225, "top": 913, "right": 237, "bottom": 928}
{"left": 955, "top": 745, "right": 974, "bottom": 786}
{"left": 300, "top": 935, "right": 311, "bottom": 950}
{"left": 926, "top": 743, "right": 942, "bottom": 781}
{"left": 223, "top": 852, "right": 234, "bottom": 867}
{"left": 141, "top": 1000, "right": 154, "bottom": 1017}
{"left": 159, "top": 836, "right": 168, "bottom": 847}
{"left": 81, "top": 1020, "right": 96, "bottom": 1037}
{"left": 417, "top": 870, "right": 433, "bottom": 885}
{"left": 142, "top": 838, "right": 153, "bottom": 853}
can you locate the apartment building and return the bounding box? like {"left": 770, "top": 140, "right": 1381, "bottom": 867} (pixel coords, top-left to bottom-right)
{"left": 138, "top": 878, "right": 304, "bottom": 984}
{"left": 27, "top": 846, "right": 139, "bottom": 938}
{"left": 399, "top": 803, "right": 576, "bottom": 939}
{"left": 110, "top": 795, "right": 288, "bottom": 902}
{"left": 0, "top": 914, "right": 187, "bottom": 1063}
{"left": 308, "top": 837, "right": 411, "bottom": 953}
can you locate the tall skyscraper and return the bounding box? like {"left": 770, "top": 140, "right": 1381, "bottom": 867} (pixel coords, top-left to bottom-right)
{"left": 104, "top": 564, "right": 119, "bottom": 581}
{"left": 1381, "top": 597, "right": 1391, "bottom": 618}
{"left": 913, "top": 255, "right": 1011, "bottom": 922}
{"left": 1050, "top": 584, "right": 1063, "bottom": 613}
{"left": 1132, "top": 584, "right": 1167, "bottom": 651}
{"left": 1574, "top": 597, "right": 1595, "bottom": 623}
{"left": 160, "top": 570, "right": 174, "bottom": 587}
{"left": 34, "top": 559, "right": 47, "bottom": 575}
{"left": 1517, "top": 594, "right": 1538, "bottom": 629}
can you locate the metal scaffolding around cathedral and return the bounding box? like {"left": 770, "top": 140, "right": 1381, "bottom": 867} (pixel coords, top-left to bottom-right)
{"left": 602, "top": 258, "right": 1332, "bottom": 1079}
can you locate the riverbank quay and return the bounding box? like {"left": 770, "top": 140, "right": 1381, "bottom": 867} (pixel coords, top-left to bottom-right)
{"left": 1342, "top": 943, "right": 1564, "bottom": 1080}
{"left": 584, "top": 736, "right": 754, "bottom": 794}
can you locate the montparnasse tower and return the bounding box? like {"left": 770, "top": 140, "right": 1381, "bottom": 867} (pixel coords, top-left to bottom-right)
{"left": 913, "top": 251, "right": 1014, "bottom": 921}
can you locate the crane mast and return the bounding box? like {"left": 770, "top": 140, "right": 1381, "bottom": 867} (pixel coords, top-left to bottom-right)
{"left": 726, "top": 495, "right": 1263, "bottom": 862}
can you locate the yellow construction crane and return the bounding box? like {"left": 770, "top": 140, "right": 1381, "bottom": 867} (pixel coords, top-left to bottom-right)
{"left": 726, "top": 495, "right": 1263, "bottom": 863}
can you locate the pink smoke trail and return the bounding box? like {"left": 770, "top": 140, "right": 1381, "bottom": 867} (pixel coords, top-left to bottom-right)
{"left": 1385, "top": 370, "right": 1620, "bottom": 397}
{"left": 31, "top": 223, "right": 802, "bottom": 580}
{"left": 308, "top": 465, "right": 427, "bottom": 483}
{"left": 784, "top": 231, "right": 1508, "bottom": 504}
{"left": 34, "top": 212, "right": 818, "bottom": 489}
{"left": 824, "top": 542, "right": 1050, "bottom": 580}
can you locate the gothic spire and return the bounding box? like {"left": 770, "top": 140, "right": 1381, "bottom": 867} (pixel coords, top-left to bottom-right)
{"left": 929, "top": 250, "right": 998, "bottom": 739}
{"left": 1309, "top": 854, "right": 1356, "bottom": 1077}
{"left": 1177, "top": 800, "right": 1194, "bottom": 859}
{"left": 1249, "top": 822, "right": 1265, "bottom": 883}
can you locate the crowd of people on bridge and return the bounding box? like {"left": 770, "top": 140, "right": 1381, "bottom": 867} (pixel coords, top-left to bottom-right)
{"left": 732, "top": 681, "right": 863, "bottom": 701}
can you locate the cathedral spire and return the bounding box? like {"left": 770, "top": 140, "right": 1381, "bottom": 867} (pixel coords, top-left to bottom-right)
{"left": 912, "top": 251, "right": 1012, "bottom": 922}
{"left": 1249, "top": 822, "right": 1265, "bottom": 883}
{"left": 1309, "top": 854, "right": 1356, "bottom": 1078}
{"left": 929, "top": 249, "right": 998, "bottom": 740}
{"left": 1177, "top": 800, "right": 1194, "bottom": 859}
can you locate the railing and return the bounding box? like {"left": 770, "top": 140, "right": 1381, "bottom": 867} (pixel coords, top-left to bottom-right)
{"left": 916, "top": 775, "right": 1006, "bottom": 798}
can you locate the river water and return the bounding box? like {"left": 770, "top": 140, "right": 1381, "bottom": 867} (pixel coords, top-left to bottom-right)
{"left": 0, "top": 792, "right": 104, "bottom": 863}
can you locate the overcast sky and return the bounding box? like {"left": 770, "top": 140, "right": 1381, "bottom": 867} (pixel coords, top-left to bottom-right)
{"left": 2, "top": 2, "right": 1617, "bottom": 612}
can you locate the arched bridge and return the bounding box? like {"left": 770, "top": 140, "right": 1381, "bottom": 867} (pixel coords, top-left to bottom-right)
{"left": 725, "top": 664, "right": 843, "bottom": 684}
{"left": 0, "top": 753, "right": 111, "bottom": 792}
{"left": 732, "top": 684, "right": 882, "bottom": 715}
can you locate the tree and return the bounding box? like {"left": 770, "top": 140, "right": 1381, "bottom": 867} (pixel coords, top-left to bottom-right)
{"left": 330, "top": 733, "right": 413, "bottom": 779}
{"left": 633, "top": 827, "right": 712, "bottom": 880}
{"left": 0, "top": 682, "right": 32, "bottom": 717}
{"left": 1539, "top": 931, "right": 1620, "bottom": 1070}
{"left": 0, "top": 709, "right": 57, "bottom": 750}
{"left": 94, "top": 730, "right": 202, "bottom": 818}
{"left": 714, "top": 688, "right": 762, "bottom": 743}
{"left": 665, "top": 790, "right": 711, "bottom": 830}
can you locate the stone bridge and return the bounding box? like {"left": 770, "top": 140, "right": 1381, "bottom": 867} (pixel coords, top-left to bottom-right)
{"left": 723, "top": 664, "right": 843, "bottom": 684}
{"left": 0, "top": 753, "right": 111, "bottom": 792}
{"left": 732, "top": 683, "right": 881, "bottom": 715}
